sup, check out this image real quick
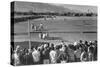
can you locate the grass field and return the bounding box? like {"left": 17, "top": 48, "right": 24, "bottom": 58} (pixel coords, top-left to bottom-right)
{"left": 12, "top": 16, "right": 97, "bottom": 48}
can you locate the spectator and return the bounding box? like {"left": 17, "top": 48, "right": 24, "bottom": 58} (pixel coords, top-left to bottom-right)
{"left": 49, "top": 47, "right": 57, "bottom": 64}
{"left": 87, "top": 46, "right": 94, "bottom": 61}
{"left": 58, "top": 45, "right": 68, "bottom": 63}
{"left": 80, "top": 49, "right": 88, "bottom": 62}
{"left": 32, "top": 46, "right": 40, "bottom": 64}
{"left": 74, "top": 46, "right": 82, "bottom": 62}
{"left": 42, "top": 44, "right": 50, "bottom": 64}
{"left": 13, "top": 45, "right": 21, "bottom": 66}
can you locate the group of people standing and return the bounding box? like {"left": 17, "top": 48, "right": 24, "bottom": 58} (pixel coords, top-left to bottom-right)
{"left": 11, "top": 40, "right": 97, "bottom": 66}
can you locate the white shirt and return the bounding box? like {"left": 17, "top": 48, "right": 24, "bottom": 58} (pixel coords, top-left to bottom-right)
{"left": 14, "top": 52, "right": 20, "bottom": 65}
{"left": 49, "top": 50, "right": 57, "bottom": 63}
{"left": 32, "top": 50, "right": 40, "bottom": 62}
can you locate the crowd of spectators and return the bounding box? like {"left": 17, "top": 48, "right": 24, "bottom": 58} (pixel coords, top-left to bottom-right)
{"left": 11, "top": 40, "right": 97, "bottom": 66}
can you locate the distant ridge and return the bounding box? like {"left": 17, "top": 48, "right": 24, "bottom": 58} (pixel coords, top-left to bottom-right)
{"left": 14, "top": 1, "right": 79, "bottom": 13}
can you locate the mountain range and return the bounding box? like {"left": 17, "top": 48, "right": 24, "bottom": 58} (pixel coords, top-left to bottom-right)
{"left": 14, "top": 1, "right": 81, "bottom": 13}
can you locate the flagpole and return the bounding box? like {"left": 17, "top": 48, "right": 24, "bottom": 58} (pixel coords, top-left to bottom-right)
{"left": 28, "top": 20, "right": 31, "bottom": 50}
